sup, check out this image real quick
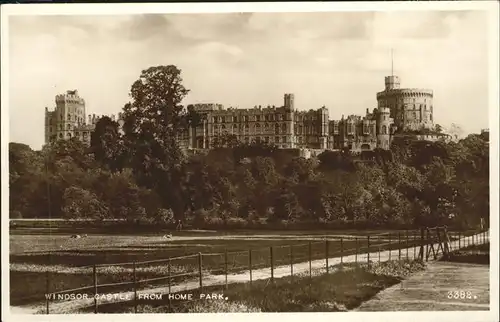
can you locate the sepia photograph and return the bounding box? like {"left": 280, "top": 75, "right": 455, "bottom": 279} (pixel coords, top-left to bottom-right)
{"left": 1, "top": 2, "right": 499, "bottom": 322}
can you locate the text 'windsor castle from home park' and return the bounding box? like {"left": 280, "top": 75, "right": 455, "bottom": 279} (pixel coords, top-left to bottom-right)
{"left": 44, "top": 73, "right": 448, "bottom": 153}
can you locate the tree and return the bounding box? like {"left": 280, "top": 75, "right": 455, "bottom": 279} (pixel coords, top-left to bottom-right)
{"left": 90, "top": 116, "right": 125, "bottom": 171}
{"left": 62, "top": 186, "right": 109, "bottom": 220}
{"left": 121, "top": 65, "right": 190, "bottom": 218}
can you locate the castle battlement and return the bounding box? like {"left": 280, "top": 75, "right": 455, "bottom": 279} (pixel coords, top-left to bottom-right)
{"left": 377, "top": 88, "right": 433, "bottom": 99}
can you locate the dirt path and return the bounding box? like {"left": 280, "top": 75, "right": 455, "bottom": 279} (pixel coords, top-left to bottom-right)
{"left": 11, "top": 232, "right": 488, "bottom": 314}
{"left": 355, "top": 261, "right": 490, "bottom": 311}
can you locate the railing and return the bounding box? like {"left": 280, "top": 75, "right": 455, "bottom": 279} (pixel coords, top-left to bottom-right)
{"left": 15, "top": 227, "right": 489, "bottom": 314}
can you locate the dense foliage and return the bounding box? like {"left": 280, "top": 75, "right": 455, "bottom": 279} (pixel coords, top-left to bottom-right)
{"left": 9, "top": 65, "right": 490, "bottom": 230}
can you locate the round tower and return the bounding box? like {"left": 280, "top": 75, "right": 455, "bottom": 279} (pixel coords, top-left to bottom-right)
{"left": 377, "top": 75, "right": 433, "bottom": 132}
{"left": 377, "top": 107, "right": 392, "bottom": 150}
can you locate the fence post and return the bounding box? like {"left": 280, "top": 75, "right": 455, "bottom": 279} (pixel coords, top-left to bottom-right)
{"left": 93, "top": 264, "right": 98, "bottom": 314}
{"left": 325, "top": 239, "right": 329, "bottom": 274}
{"left": 413, "top": 232, "right": 417, "bottom": 259}
{"left": 270, "top": 247, "right": 274, "bottom": 283}
{"left": 168, "top": 258, "right": 171, "bottom": 312}
{"left": 406, "top": 230, "right": 409, "bottom": 260}
{"left": 45, "top": 270, "right": 50, "bottom": 314}
{"left": 309, "top": 241, "right": 312, "bottom": 279}
{"left": 290, "top": 245, "right": 294, "bottom": 280}
{"left": 458, "top": 231, "right": 461, "bottom": 249}
{"left": 133, "top": 261, "right": 137, "bottom": 314}
{"left": 355, "top": 237, "right": 358, "bottom": 263}
{"left": 398, "top": 232, "right": 401, "bottom": 261}
{"left": 367, "top": 236, "right": 370, "bottom": 266}
{"left": 224, "top": 249, "right": 228, "bottom": 290}
{"left": 198, "top": 253, "right": 203, "bottom": 290}
{"left": 388, "top": 234, "right": 392, "bottom": 260}
{"left": 418, "top": 228, "right": 423, "bottom": 261}
{"left": 249, "top": 249, "right": 252, "bottom": 286}
{"left": 340, "top": 238, "right": 343, "bottom": 265}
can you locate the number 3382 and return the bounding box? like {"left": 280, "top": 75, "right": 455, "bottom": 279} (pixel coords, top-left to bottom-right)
{"left": 447, "top": 291, "right": 472, "bottom": 299}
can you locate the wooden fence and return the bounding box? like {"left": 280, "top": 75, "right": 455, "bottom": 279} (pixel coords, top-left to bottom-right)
{"left": 37, "top": 227, "right": 489, "bottom": 314}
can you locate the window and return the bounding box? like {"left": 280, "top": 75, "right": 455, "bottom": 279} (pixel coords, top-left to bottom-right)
{"left": 265, "top": 136, "right": 269, "bottom": 143}
{"left": 233, "top": 124, "right": 238, "bottom": 129}
{"left": 382, "top": 125, "right": 387, "bottom": 135}
{"left": 213, "top": 117, "right": 217, "bottom": 123}
{"left": 282, "top": 123, "right": 286, "bottom": 133}
{"left": 282, "top": 136, "right": 286, "bottom": 143}
{"left": 275, "top": 123, "right": 280, "bottom": 134}
{"left": 275, "top": 136, "right": 280, "bottom": 143}
{"left": 67, "top": 124, "right": 71, "bottom": 130}
{"left": 59, "top": 133, "right": 63, "bottom": 138}
{"left": 233, "top": 116, "right": 238, "bottom": 122}
{"left": 256, "top": 115, "right": 261, "bottom": 122}
{"left": 221, "top": 116, "right": 225, "bottom": 123}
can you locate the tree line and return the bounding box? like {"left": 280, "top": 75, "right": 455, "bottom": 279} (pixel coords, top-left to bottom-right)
{"left": 9, "top": 65, "right": 490, "bottom": 230}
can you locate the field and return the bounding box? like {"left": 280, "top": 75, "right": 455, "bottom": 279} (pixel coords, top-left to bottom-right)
{"left": 10, "top": 224, "right": 481, "bottom": 312}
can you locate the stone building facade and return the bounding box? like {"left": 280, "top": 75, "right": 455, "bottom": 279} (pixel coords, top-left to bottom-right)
{"left": 181, "top": 94, "right": 330, "bottom": 150}
{"left": 46, "top": 74, "right": 438, "bottom": 152}
{"left": 328, "top": 107, "right": 395, "bottom": 152}
{"left": 44, "top": 90, "right": 123, "bottom": 146}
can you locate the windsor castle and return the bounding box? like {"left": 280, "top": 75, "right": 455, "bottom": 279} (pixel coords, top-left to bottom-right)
{"left": 44, "top": 74, "right": 448, "bottom": 153}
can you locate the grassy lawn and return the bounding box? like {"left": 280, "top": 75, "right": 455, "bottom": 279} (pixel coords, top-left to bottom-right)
{"left": 10, "top": 231, "right": 425, "bottom": 306}
{"left": 11, "top": 228, "right": 480, "bottom": 307}
{"left": 75, "top": 260, "right": 426, "bottom": 313}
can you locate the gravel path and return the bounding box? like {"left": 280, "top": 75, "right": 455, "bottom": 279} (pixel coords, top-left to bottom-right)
{"left": 10, "top": 231, "right": 488, "bottom": 314}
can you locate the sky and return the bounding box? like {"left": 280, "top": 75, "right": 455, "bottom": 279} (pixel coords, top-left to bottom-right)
{"left": 7, "top": 10, "right": 491, "bottom": 149}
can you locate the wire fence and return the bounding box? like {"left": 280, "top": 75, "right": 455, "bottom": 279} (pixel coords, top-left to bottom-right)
{"left": 15, "top": 227, "right": 489, "bottom": 314}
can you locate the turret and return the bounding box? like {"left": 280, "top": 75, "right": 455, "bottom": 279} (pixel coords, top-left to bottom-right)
{"left": 284, "top": 93, "right": 295, "bottom": 111}
{"left": 377, "top": 107, "right": 393, "bottom": 150}
{"left": 384, "top": 75, "right": 400, "bottom": 90}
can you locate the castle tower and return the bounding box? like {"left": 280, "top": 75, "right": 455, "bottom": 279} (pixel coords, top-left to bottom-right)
{"left": 376, "top": 51, "right": 434, "bottom": 132}
{"left": 284, "top": 93, "right": 294, "bottom": 111}
{"left": 384, "top": 75, "right": 401, "bottom": 90}
{"left": 45, "top": 90, "right": 86, "bottom": 145}
{"left": 376, "top": 107, "right": 393, "bottom": 150}
{"left": 283, "top": 93, "right": 295, "bottom": 148}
